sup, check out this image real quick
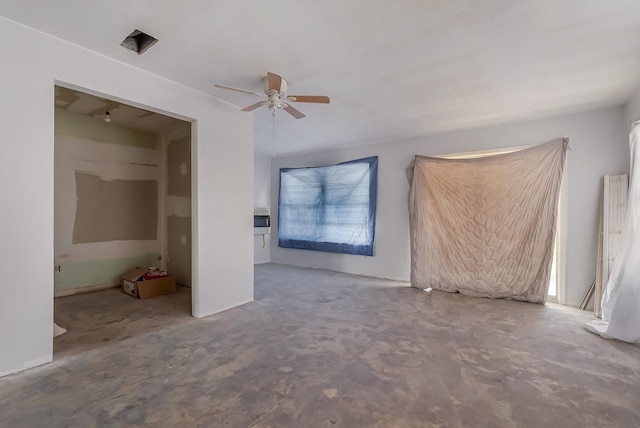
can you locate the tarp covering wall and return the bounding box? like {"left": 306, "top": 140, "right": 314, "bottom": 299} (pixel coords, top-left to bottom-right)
{"left": 407, "top": 140, "right": 568, "bottom": 303}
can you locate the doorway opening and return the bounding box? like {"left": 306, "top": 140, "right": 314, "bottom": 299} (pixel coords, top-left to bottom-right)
{"left": 53, "top": 84, "right": 193, "bottom": 359}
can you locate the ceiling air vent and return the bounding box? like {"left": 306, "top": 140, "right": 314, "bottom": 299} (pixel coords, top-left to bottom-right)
{"left": 120, "top": 29, "right": 158, "bottom": 55}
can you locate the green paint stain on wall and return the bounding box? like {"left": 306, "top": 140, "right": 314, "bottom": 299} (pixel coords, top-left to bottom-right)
{"left": 54, "top": 253, "right": 160, "bottom": 291}
{"left": 55, "top": 109, "right": 158, "bottom": 149}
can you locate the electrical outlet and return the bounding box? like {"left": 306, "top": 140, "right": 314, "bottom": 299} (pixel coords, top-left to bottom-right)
{"left": 157, "top": 255, "right": 162, "bottom": 261}
{"left": 54, "top": 265, "right": 61, "bottom": 273}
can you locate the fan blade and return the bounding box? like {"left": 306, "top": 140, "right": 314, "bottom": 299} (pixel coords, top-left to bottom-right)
{"left": 267, "top": 72, "right": 283, "bottom": 93}
{"left": 283, "top": 104, "right": 306, "bottom": 119}
{"left": 287, "top": 95, "right": 330, "bottom": 104}
{"left": 241, "top": 101, "right": 267, "bottom": 112}
{"left": 214, "top": 84, "right": 262, "bottom": 96}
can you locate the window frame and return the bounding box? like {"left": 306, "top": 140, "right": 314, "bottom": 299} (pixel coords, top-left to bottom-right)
{"left": 277, "top": 156, "right": 378, "bottom": 256}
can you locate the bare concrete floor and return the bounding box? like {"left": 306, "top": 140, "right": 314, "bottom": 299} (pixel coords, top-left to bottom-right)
{"left": 1, "top": 263, "right": 639, "bottom": 427}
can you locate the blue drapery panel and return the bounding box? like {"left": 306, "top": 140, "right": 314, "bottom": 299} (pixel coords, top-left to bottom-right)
{"left": 278, "top": 156, "right": 378, "bottom": 256}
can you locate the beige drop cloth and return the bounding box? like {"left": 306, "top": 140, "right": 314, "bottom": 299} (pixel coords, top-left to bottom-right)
{"left": 407, "top": 140, "right": 567, "bottom": 303}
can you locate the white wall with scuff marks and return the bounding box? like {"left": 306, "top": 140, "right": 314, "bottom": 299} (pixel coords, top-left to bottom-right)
{"left": 254, "top": 154, "right": 271, "bottom": 264}
{"left": 270, "top": 107, "right": 628, "bottom": 307}
{"left": 0, "top": 17, "right": 253, "bottom": 377}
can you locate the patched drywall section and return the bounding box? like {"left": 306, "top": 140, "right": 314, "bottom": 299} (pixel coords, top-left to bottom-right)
{"left": 54, "top": 109, "right": 163, "bottom": 293}
{"left": 54, "top": 252, "right": 159, "bottom": 293}
{"left": 167, "top": 215, "right": 192, "bottom": 286}
{"left": 165, "top": 131, "right": 192, "bottom": 286}
{"left": 167, "top": 136, "right": 191, "bottom": 197}
{"left": 73, "top": 173, "right": 158, "bottom": 243}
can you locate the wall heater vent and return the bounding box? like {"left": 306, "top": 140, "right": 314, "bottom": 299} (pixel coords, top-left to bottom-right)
{"left": 254, "top": 207, "right": 270, "bottom": 235}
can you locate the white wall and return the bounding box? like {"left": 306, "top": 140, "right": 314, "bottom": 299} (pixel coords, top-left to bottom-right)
{"left": 624, "top": 84, "right": 640, "bottom": 129}
{"left": 271, "top": 107, "right": 628, "bottom": 307}
{"left": 254, "top": 155, "right": 272, "bottom": 263}
{"left": 0, "top": 17, "right": 253, "bottom": 376}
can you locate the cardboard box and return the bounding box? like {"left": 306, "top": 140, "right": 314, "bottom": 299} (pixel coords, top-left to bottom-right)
{"left": 121, "top": 267, "right": 176, "bottom": 299}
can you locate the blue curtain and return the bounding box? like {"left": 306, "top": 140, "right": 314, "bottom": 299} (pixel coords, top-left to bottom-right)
{"left": 278, "top": 156, "right": 378, "bottom": 256}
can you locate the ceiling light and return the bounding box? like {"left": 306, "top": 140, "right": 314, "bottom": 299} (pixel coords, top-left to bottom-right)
{"left": 104, "top": 111, "right": 111, "bottom": 123}
{"left": 120, "top": 29, "right": 158, "bottom": 55}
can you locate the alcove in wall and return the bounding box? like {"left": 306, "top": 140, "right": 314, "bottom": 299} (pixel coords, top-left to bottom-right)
{"left": 53, "top": 85, "right": 193, "bottom": 358}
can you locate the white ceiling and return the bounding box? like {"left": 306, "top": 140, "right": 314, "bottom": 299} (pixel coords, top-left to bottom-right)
{"left": 55, "top": 86, "right": 189, "bottom": 133}
{"left": 3, "top": 1, "right": 640, "bottom": 156}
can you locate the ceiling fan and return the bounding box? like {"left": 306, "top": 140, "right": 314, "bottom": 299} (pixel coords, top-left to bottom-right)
{"left": 214, "top": 72, "right": 330, "bottom": 119}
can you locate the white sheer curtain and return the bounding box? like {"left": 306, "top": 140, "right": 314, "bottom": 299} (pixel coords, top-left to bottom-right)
{"left": 585, "top": 123, "right": 640, "bottom": 343}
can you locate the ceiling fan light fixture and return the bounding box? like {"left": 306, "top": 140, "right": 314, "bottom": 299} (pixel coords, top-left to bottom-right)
{"left": 215, "top": 72, "right": 329, "bottom": 119}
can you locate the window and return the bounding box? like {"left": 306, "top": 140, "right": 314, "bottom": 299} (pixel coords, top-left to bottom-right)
{"left": 278, "top": 156, "right": 378, "bottom": 256}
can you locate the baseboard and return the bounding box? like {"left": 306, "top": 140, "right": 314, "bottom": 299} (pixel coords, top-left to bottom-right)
{"left": 54, "top": 282, "right": 119, "bottom": 298}
{"left": 0, "top": 354, "right": 52, "bottom": 378}
{"left": 193, "top": 297, "right": 254, "bottom": 319}
{"left": 266, "top": 260, "right": 410, "bottom": 284}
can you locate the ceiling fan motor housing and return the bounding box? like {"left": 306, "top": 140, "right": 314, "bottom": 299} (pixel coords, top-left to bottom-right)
{"left": 215, "top": 72, "right": 327, "bottom": 119}
{"left": 264, "top": 76, "right": 287, "bottom": 94}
